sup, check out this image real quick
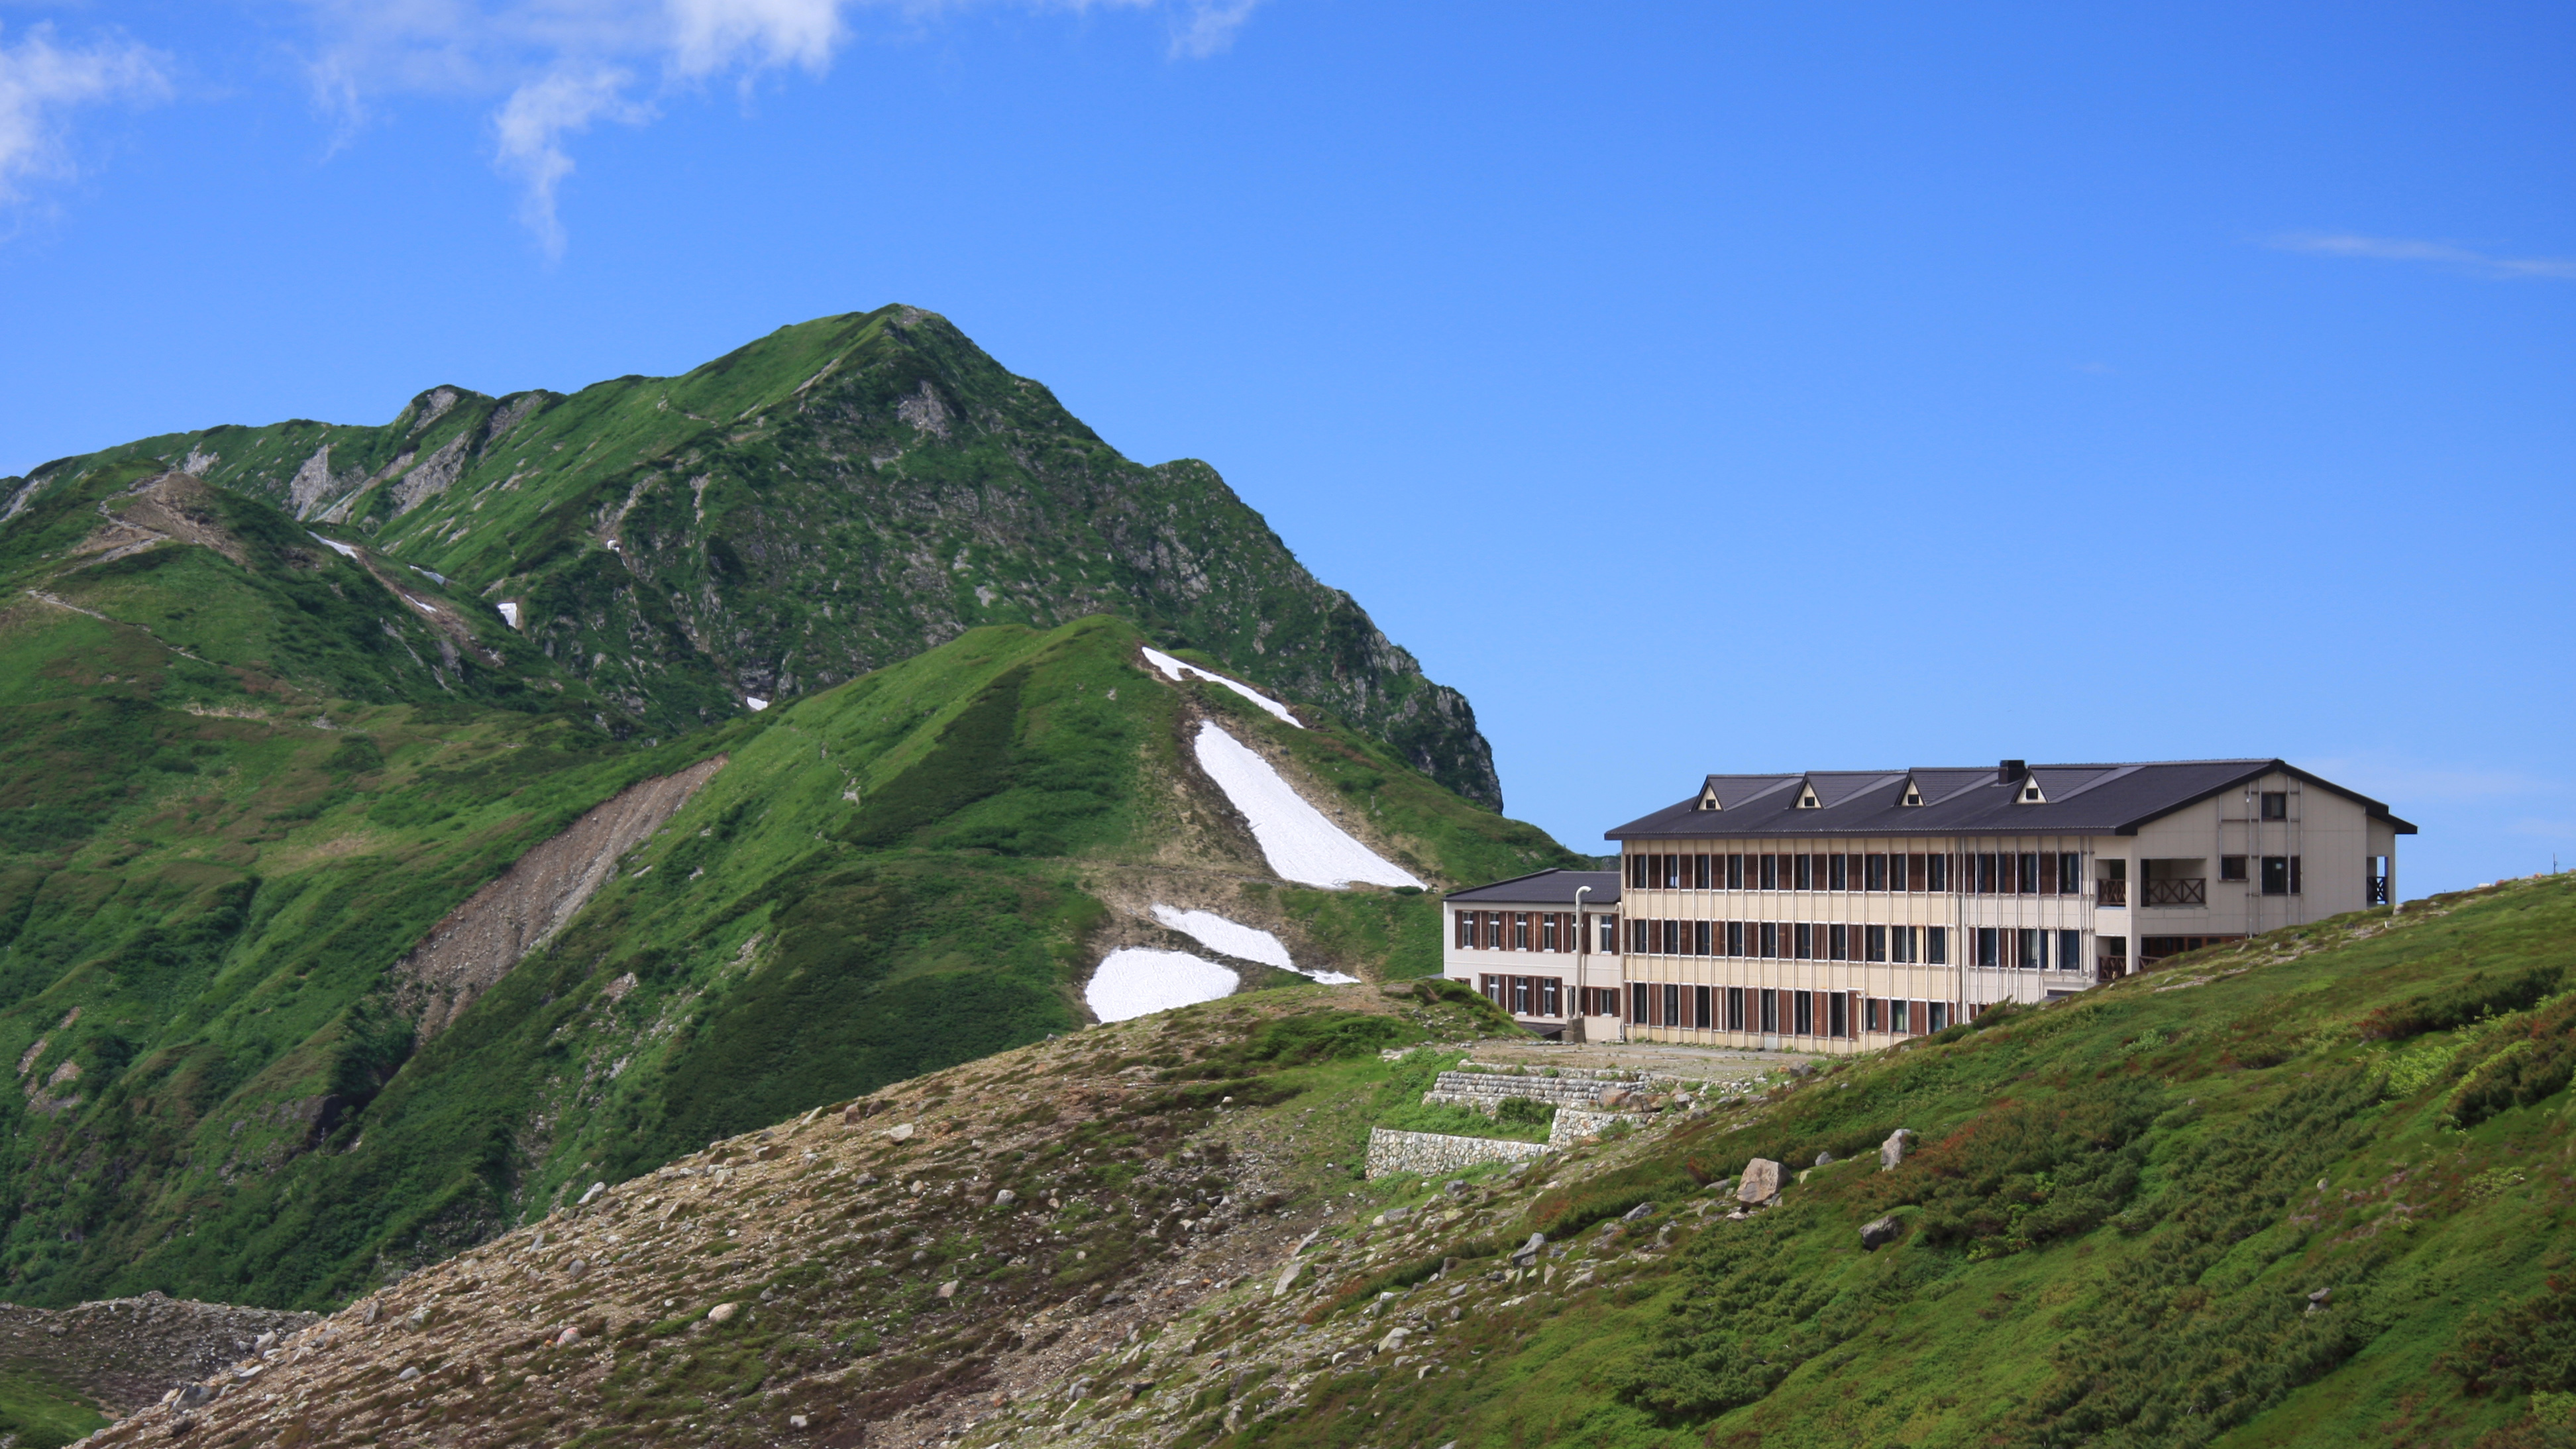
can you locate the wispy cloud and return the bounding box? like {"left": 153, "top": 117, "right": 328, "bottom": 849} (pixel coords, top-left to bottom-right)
{"left": 288, "top": 0, "right": 1261, "bottom": 254}
{"left": 493, "top": 64, "right": 653, "bottom": 258}
{"left": 2269, "top": 232, "right": 2576, "bottom": 282}
{"left": 0, "top": 22, "right": 170, "bottom": 207}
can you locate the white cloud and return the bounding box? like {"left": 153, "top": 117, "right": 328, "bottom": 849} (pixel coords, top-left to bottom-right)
{"left": 493, "top": 64, "right": 651, "bottom": 258}
{"left": 0, "top": 23, "right": 170, "bottom": 205}
{"left": 288, "top": 0, "right": 1260, "bottom": 252}
{"left": 1168, "top": 0, "right": 1258, "bottom": 58}
{"left": 2269, "top": 233, "right": 2576, "bottom": 282}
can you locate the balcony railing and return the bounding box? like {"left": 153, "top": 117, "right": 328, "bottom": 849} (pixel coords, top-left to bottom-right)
{"left": 2143, "top": 877, "right": 2207, "bottom": 907}
{"left": 2097, "top": 879, "right": 2127, "bottom": 907}
{"left": 2367, "top": 875, "right": 2391, "bottom": 906}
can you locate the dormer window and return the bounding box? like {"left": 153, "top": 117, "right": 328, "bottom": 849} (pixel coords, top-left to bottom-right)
{"left": 1697, "top": 782, "right": 1721, "bottom": 812}
{"left": 2018, "top": 781, "right": 2047, "bottom": 804}
{"left": 1904, "top": 790, "right": 1923, "bottom": 806}
{"left": 1899, "top": 777, "right": 1924, "bottom": 806}
{"left": 1797, "top": 788, "right": 1819, "bottom": 808}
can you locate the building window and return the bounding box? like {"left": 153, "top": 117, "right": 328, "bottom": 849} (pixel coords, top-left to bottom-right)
{"left": 1925, "top": 926, "right": 1948, "bottom": 964}
{"left": 1727, "top": 853, "right": 1744, "bottom": 889}
{"left": 1927, "top": 1002, "right": 1950, "bottom": 1032}
{"left": 1601, "top": 915, "right": 1620, "bottom": 953}
{"left": 1892, "top": 925, "right": 1915, "bottom": 964}
{"left": 1759, "top": 989, "right": 1779, "bottom": 1034}
{"left": 1794, "top": 922, "right": 1813, "bottom": 959}
{"left": 2017, "top": 853, "right": 2037, "bottom": 894}
{"left": 1927, "top": 853, "right": 1949, "bottom": 891}
{"left": 1455, "top": 912, "right": 1472, "bottom": 949}
{"left": 2262, "top": 856, "right": 2298, "bottom": 895}
{"left": 2058, "top": 930, "right": 2082, "bottom": 972}
{"left": 1726, "top": 920, "right": 1745, "bottom": 956}
{"left": 1829, "top": 991, "right": 1849, "bottom": 1038}
{"left": 1630, "top": 982, "right": 1648, "bottom": 1023}
{"left": 1511, "top": 977, "right": 1530, "bottom": 1013}
{"left": 1694, "top": 984, "right": 1713, "bottom": 1030}
{"left": 1890, "top": 998, "right": 1910, "bottom": 1034}
{"left": 2262, "top": 791, "right": 2288, "bottom": 821}
{"left": 1757, "top": 922, "right": 1778, "bottom": 957}
{"left": 1693, "top": 853, "right": 1711, "bottom": 890}
{"left": 1829, "top": 854, "right": 1848, "bottom": 890}
{"left": 1690, "top": 920, "right": 1708, "bottom": 956}
{"left": 1907, "top": 853, "right": 1926, "bottom": 892}
{"left": 2058, "top": 851, "right": 2080, "bottom": 894}
{"left": 1977, "top": 853, "right": 1998, "bottom": 892}
{"left": 1541, "top": 913, "right": 1558, "bottom": 952}
{"left": 1760, "top": 854, "right": 1779, "bottom": 890}
{"left": 1861, "top": 854, "right": 1884, "bottom": 891}
{"left": 1664, "top": 983, "right": 1681, "bottom": 1029}
{"left": 2018, "top": 928, "right": 2042, "bottom": 970}
{"left": 1864, "top": 924, "right": 1888, "bottom": 962}
{"left": 2039, "top": 852, "right": 2059, "bottom": 894}
{"left": 1828, "top": 922, "right": 1848, "bottom": 960}
{"left": 1727, "top": 986, "right": 1746, "bottom": 1030}
{"left": 1793, "top": 990, "right": 1814, "bottom": 1037}
{"left": 1977, "top": 927, "right": 2000, "bottom": 967}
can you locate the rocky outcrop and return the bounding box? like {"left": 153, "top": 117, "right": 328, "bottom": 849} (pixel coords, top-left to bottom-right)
{"left": 392, "top": 757, "right": 726, "bottom": 1038}
{"left": 0, "top": 1293, "right": 315, "bottom": 1414}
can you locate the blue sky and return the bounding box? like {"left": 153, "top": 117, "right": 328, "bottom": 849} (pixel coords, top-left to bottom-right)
{"left": 1, "top": 1, "right": 2569, "bottom": 894}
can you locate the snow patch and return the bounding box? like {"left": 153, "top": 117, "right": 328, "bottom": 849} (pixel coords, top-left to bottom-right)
{"left": 1086, "top": 948, "right": 1238, "bottom": 1023}
{"left": 307, "top": 531, "right": 360, "bottom": 561}
{"left": 1142, "top": 647, "right": 1301, "bottom": 727}
{"left": 498, "top": 602, "right": 521, "bottom": 629}
{"left": 1190, "top": 722, "right": 1424, "bottom": 890}
{"left": 745, "top": 697, "right": 770, "bottom": 712}
{"left": 1150, "top": 904, "right": 1293, "bottom": 969}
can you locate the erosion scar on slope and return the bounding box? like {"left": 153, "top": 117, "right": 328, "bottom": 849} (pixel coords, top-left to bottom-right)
{"left": 393, "top": 756, "right": 727, "bottom": 1039}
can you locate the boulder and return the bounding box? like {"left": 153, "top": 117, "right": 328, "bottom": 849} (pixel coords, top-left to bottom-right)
{"left": 706, "top": 1303, "right": 740, "bottom": 1324}
{"left": 883, "top": 1122, "right": 916, "bottom": 1142}
{"left": 1377, "top": 1326, "right": 1411, "bottom": 1354}
{"left": 1511, "top": 1232, "right": 1546, "bottom": 1267}
{"left": 936, "top": 1281, "right": 959, "bottom": 1299}
{"left": 1737, "top": 1159, "right": 1783, "bottom": 1206}
{"left": 1859, "top": 1215, "right": 1901, "bottom": 1251}
{"left": 1272, "top": 1260, "right": 1308, "bottom": 1298}
{"left": 993, "top": 1189, "right": 1016, "bottom": 1208}
{"left": 1814, "top": 1151, "right": 1834, "bottom": 1167}
{"left": 1880, "top": 1128, "right": 1915, "bottom": 1171}
{"left": 1621, "top": 1202, "right": 1654, "bottom": 1222}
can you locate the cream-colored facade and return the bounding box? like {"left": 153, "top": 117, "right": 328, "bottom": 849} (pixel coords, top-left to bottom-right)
{"left": 1445, "top": 760, "right": 2411, "bottom": 1053}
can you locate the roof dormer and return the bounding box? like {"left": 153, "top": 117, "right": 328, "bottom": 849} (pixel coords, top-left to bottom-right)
{"left": 1898, "top": 775, "right": 1925, "bottom": 806}
{"left": 1795, "top": 779, "right": 1821, "bottom": 809}
{"left": 1695, "top": 779, "right": 1722, "bottom": 812}
{"left": 2015, "top": 777, "right": 2048, "bottom": 804}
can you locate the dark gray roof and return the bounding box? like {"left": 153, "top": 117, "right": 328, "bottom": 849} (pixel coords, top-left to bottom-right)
{"left": 1444, "top": 869, "right": 1621, "bottom": 906}
{"left": 1606, "top": 759, "right": 2416, "bottom": 842}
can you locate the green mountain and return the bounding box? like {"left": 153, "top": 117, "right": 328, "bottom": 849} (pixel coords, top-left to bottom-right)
{"left": 0, "top": 305, "right": 1501, "bottom": 808}
{"left": 0, "top": 396, "right": 1578, "bottom": 1316}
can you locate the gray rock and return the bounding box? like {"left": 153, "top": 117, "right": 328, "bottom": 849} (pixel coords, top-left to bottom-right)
{"left": 1880, "top": 1128, "right": 1915, "bottom": 1171}
{"left": 994, "top": 1189, "right": 1017, "bottom": 1207}
{"left": 1738, "top": 1159, "right": 1783, "bottom": 1206}
{"left": 1814, "top": 1151, "right": 1834, "bottom": 1167}
{"left": 2308, "top": 1287, "right": 2332, "bottom": 1305}
{"left": 1377, "top": 1326, "right": 1411, "bottom": 1354}
{"left": 1272, "top": 1260, "right": 1309, "bottom": 1298}
{"left": 1511, "top": 1232, "right": 1546, "bottom": 1267}
{"left": 1621, "top": 1202, "right": 1654, "bottom": 1222}
{"left": 1859, "top": 1215, "right": 1901, "bottom": 1251}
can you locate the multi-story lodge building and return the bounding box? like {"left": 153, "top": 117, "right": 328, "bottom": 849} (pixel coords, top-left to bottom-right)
{"left": 1444, "top": 759, "right": 2411, "bottom": 1053}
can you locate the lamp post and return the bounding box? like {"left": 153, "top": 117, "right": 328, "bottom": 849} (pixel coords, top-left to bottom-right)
{"left": 1572, "top": 884, "right": 1591, "bottom": 1041}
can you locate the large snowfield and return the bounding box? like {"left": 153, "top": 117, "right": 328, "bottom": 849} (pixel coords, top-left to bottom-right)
{"left": 1141, "top": 647, "right": 1303, "bottom": 727}
{"left": 1084, "top": 947, "right": 1240, "bottom": 1022}
{"left": 1189, "top": 722, "right": 1424, "bottom": 890}
{"left": 1151, "top": 903, "right": 1360, "bottom": 985}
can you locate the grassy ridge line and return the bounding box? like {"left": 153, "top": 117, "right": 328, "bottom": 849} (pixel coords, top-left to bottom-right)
{"left": 0, "top": 573, "right": 1578, "bottom": 1311}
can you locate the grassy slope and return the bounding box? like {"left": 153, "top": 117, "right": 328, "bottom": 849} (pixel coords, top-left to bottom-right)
{"left": 0, "top": 470, "right": 1579, "bottom": 1314}
{"left": 0, "top": 307, "right": 1503, "bottom": 805}
{"left": 1210, "top": 875, "right": 2576, "bottom": 1449}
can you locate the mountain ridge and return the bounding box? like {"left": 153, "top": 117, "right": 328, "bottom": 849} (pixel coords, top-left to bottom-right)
{"left": 0, "top": 306, "right": 1502, "bottom": 809}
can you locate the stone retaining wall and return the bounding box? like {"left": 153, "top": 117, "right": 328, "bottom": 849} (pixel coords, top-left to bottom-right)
{"left": 1364, "top": 1128, "right": 1552, "bottom": 1179}
{"left": 1421, "top": 1071, "right": 1623, "bottom": 1112}
{"left": 1547, "top": 1108, "right": 1635, "bottom": 1145}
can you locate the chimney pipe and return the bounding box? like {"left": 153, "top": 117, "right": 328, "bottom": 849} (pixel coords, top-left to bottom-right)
{"left": 1998, "top": 759, "right": 2027, "bottom": 784}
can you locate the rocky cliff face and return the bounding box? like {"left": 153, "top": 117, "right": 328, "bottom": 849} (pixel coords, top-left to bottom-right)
{"left": 3, "top": 307, "right": 1501, "bottom": 808}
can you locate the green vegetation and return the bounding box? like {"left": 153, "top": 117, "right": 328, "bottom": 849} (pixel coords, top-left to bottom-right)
{"left": 0, "top": 1363, "right": 109, "bottom": 1448}
{"left": 0, "top": 451, "right": 1579, "bottom": 1316}
{"left": 1193, "top": 877, "right": 2576, "bottom": 1448}
{"left": 1, "top": 305, "right": 1503, "bottom": 805}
